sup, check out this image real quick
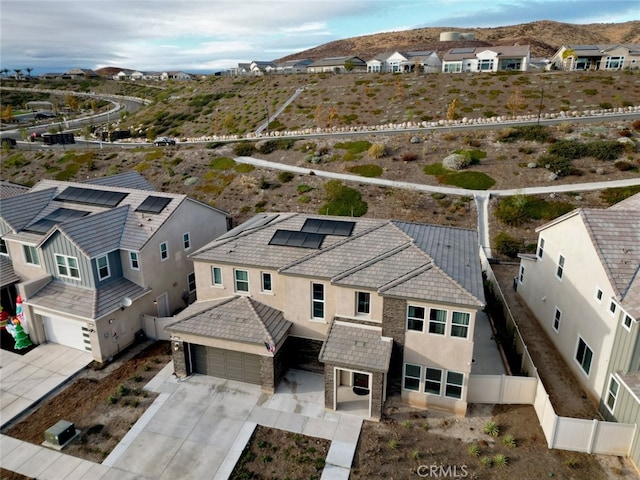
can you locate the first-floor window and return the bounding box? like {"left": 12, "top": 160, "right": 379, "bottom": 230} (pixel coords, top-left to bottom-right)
{"left": 356, "top": 291, "right": 370, "bottom": 315}
{"left": 312, "top": 283, "right": 324, "bottom": 319}
{"left": 187, "top": 272, "right": 196, "bottom": 293}
{"left": 519, "top": 265, "right": 525, "bottom": 284}
{"left": 575, "top": 337, "right": 593, "bottom": 375}
{"left": 234, "top": 269, "right": 249, "bottom": 293}
{"left": 160, "top": 242, "right": 169, "bottom": 261}
{"left": 445, "top": 371, "right": 464, "bottom": 399}
{"left": 428, "top": 308, "right": 446, "bottom": 335}
{"left": 212, "top": 266, "right": 222, "bottom": 286}
{"left": 407, "top": 305, "right": 425, "bottom": 332}
{"left": 553, "top": 307, "right": 561, "bottom": 332}
{"left": 129, "top": 251, "right": 140, "bottom": 270}
{"left": 403, "top": 364, "right": 421, "bottom": 391}
{"left": 261, "top": 272, "right": 272, "bottom": 292}
{"left": 97, "top": 255, "right": 110, "bottom": 280}
{"left": 606, "top": 376, "right": 619, "bottom": 412}
{"left": 56, "top": 254, "right": 80, "bottom": 279}
{"left": 23, "top": 245, "right": 40, "bottom": 266}
{"left": 451, "top": 312, "right": 470, "bottom": 338}
{"left": 424, "top": 367, "right": 442, "bottom": 395}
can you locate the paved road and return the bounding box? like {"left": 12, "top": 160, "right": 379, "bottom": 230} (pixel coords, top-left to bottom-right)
{"left": 234, "top": 155, "right": 640, "bottom": 257}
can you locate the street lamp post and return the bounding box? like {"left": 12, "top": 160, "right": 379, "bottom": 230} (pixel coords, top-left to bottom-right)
{"left": 537, "top": 78, "right": 545, "bottom": 125}
{"left": 265, "top": 102, "right": 270, "bottom": 136}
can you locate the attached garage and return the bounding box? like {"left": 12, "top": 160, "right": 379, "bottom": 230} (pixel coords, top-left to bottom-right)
{"left": 191, "top": 344, "right": 261, "bottom": 384}
{"left": 42, "top": 315, "right": 91, "bottom": 352}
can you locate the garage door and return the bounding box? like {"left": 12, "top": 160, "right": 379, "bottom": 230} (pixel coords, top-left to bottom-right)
{"left": 191, "top": 345, "right": 261, "bottom": 384}
{"left": 42, "top": 315, "right": 91, "bottom": 352}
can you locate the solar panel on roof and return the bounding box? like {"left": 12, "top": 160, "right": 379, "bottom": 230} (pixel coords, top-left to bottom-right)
{"left": 135, "top": 196, "right": 172, "bottom": 214}
{"left": 301, "top": 219, "right": 355, "bottom": 236}
{"left": 55, "top": 186, "right": 127, "bottom": 207}
{"left": 269, "top": 229, "right": 325, "bottom": 249}
{"left": 24, "top": 208, "right": 89, "bottom": 234}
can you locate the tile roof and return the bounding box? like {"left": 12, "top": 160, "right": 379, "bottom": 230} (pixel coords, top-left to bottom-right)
{"left": 443, "top": 45, "right": 529, "bottom": 61}
{"left": 165, "top": 295, "right": 291, "bottom": 348}
{"left": 0, "top": 257, "right": 20, "bottom": 288}
{"left": 0, "top": 188, "right": 57, "bottom": 233}
{"left": 0, "top": 180, "right": 30, "bottom": 200}
{"left": 580, "top": 201, "right": 640, "bottom": 318}
{"left": 85, "top": 172, "right": 155, "bottom": 191}
{"left": 192, "top": 213, "right": 485, "bottom": 307}
{"left": 618, "top": 371, "right": 640, "bottom": 404}
{"left": 25, "top": 277, "right": 149, "bottom": 319}
{"left": 318, "top": 319, "right": 392, "bottom": 372}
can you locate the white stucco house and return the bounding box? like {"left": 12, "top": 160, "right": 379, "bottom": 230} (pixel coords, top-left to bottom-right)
{"left": 442, "top": 45, "right": 530, "bottom": 73}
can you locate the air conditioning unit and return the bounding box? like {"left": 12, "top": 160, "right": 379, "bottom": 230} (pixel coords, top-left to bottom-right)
{"left": 44, "top": 420, "right": 77, "bottom": 448}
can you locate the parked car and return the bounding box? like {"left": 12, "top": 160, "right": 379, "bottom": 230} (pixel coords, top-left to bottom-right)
{"left": 153, "top": 137, "right": 176, "bottom": 146}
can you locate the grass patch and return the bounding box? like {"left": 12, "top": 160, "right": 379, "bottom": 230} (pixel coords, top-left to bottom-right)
{"left": 209, "top": 157, "right": 236, "bottom": 170}
{"left": 423, "top": 163, "right": 449, "bottom": 175}
{"left": 347, "top": 164, "right": 383, "bottom": 177}
{"left": 320, "top": 179, "right": 367, "bottom": 216}
{"left": 495, "top": 195, "right": 574, "bottom": 226}
{"left": 234, "top": 163, "right": 255, "bottom": 173}
{"left": 334, "top": 140, "right": 372, "bottom": 155}
{"left": 600, "top": 185, "right": 640, "bottom": 206}
{"left": 437, "top": 171, "right": 496, "bottom": 190}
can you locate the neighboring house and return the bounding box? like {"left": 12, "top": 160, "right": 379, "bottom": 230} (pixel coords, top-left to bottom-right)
{"left": 275, "top": 59, "right": 313, "bottom": 74}
{"left": 0, "top": 172, "right": 230, "bottom": 362}
{"left": 441, "top": 45, "right": 530, "bottom": 73}
{"left": 64, "top": 68, "right": 99, "bottom": 79}
{"left": 114, "top": 69, "right": 135, "bottom": 81}
{"left": 249, "top": 61, "right": 277, "bottom": 75}
{"left": 549, "top": 44, "right": 640, "bottom": 71}
{"left": 516, "top": 193, "right": 640, "bottom": 463}
{"left": 166, "top": 213, "right": 485, "bottom": 419}
{"left": 367, "top": 51, "right": 441, "bottom": 73}
{"left": 307, "top": 56, "right": 368, "bottom": 74}
{"left": 161, "top": 71, "right": 192, "bottom": 81}
{"left": 229, "top": 63, "right": 252, "bottom": 76}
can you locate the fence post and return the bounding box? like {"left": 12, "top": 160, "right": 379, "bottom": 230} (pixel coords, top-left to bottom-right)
{"left": 587, "top": 419, "right": 599, "bottom": 454}
{"left": 549, "top": 397, "right": 558, "bottom": 449}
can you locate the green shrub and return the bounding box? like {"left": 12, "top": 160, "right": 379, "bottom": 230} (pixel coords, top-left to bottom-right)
{"left": 494, "top": 232, "right": 523, "bottom": 258}
{"left": 454, "top": 149, "right": 487, "bottom": 164}
{"left": 484, "top": 421, "right": 499, "bottom": 437}
{"left": 600, "top": 186, "right": 640, "bottom": 206}
{"left": 467, "top": 444, "right": 481, "bottom": 457}
{"left": 368, "top": 143, "right": 386, "bottom": 159}
{"left": 503, "top": 434, "right": 517, "bottom": 448}
{"left": 116, "top": 384, "right": 130, "bottom": 396}
{"left": 423, "top": 163, "right": 449, "bottom": 176}
{"left": 320, "top": 180, "right": 367, "bottom": 217}
{"left": 587, "top": 140, "right": 624, "bottom": 161}
{"left": 233, "top": 142, "right": 256, "bottom": 156}
{"left": 493, "top": 453, "right": 508, "bottom": 467}
{"left": 278, "top": 171, "right": 295, "bottom": 183}
{"left": 480, "top": 456, "right": 492, "bottom": 467}
{"left": 234, "top": 163, "right": 255, "bottom": 173}
{"left": 496, "top": 195, "right": 573, "bottom": 226}
{"left": 347, "top": 164, "right": 383, "bottom": 177}
{"left": 257, "top": 140, "right": 279, "bottom": 154}
{"left": 209, "top": 157, "right": 236, "bottom": 170}
{"left": 539, "top": 154, "right": 574, "bottom": 176}
{"left": 438, "top": 172, "right": 495, "bottom": 190}
{"left": 548, "top": 139, "right": 589, "bottom": 160}
{"left": 497, "top": 125, "right": 551, "bottom": 143}
{"left": 297, "top": 184, "right": 313, "bottom": 194}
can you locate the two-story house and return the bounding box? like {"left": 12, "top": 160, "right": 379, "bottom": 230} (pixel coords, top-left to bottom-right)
{"left": 516, "top": 194, "right": 640, "bottom": 441}
{"left": 0, "top": 173, "right": 229, "bottom": 362}
{"left": 166, "top": 213, "right": 485, "bottom": 419}
{"left": 442, "top": 45, "right": 530, "bottom": 73}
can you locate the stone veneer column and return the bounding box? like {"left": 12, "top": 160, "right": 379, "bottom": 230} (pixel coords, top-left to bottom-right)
{"left": 260, "top": 355, "right": 275, "bottom": 393}
{"left": 324, "top": 364, "right": 335, "bottom": 410}
{"left": 371, "top": 371, "right": 384, "bottom": 420}
{"left": 173, "top": 341, "right": 188, "bottom": 378}
{"left": 382, "top": 297, "right": 407, "bottom": 396}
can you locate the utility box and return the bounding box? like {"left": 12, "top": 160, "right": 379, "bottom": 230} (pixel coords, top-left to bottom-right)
{"left": 44, "top": 420, "right": 76, "bottom": 447}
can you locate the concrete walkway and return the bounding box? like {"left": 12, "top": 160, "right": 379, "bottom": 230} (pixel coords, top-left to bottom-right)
{"left": 1, "top": 352, "right": 363, "bottom": 480}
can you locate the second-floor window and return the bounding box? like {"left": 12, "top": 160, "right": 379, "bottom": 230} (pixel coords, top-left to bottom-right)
{"left": 556, "top": 255, "right": 565, "bottom": 279}
{"left": 212, "top": 266, "right": 223, "bottom": 286}
{"left": 56, "top": 254, "right": 80, "bottom": 279}
{"left": 428, "top": 308, "right": 446, "bottom": 335}
{"left": 451, "top": 312, "right": 470, "bottom": 338}
{"left": 537, "top": 238, "right": 545, "bottom": 259}
{"left": 623, "top": 314, "right": 633, "bottom": 331}
{"left": 311, "top": 283, "right": 324, "bottom": 319}
{"left": 23, "top": 245, "right": 40, "bottom": 266}
{"left": 0, "top": 238, "right": 8, "bottom": 256}
{"left": 160, "top": 242, "right": 169, "bottom": 261}
{"left": 129, "top": 251, "right": 140, "bottom": 270}
{"left": 261, "top": 272, "right": 272, "bottom": 292}
{"left": 97, "top": 255, "right": 110, "bottom": 280}
{"left": 356, "top": 292, "right": 370, "bottom": 315}
{"left": 183, "top": 232, "right": 191, "bottom": 250}
{"left": 234, "top": 269, "right": 249, "bottom": 293}
{"left": 553, "top": 307, "right": 561, "bottom": 332}
{"left": 407, "top": 306, "right": 425, "bottom": 332}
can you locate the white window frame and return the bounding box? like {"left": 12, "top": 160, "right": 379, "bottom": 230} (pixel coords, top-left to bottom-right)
{"left": 605, "top": 375, "right": 619, "bottom": 413}
{"left": 406, "top": 305, "right": 425, "bottom": 332}
{"left": 403, "top": 363, "right": 421, "bottom": 392}
{"left": 609, "top": 301, "right": 617, "bottom": 317}
{"left": 445, "top": 371, "right": 464, "bottom": 399}
{"left": 182, "top": 232, "right": 191, "bottom": 250}
{"left": 129, "top": 251, "right": 140, "bottom": 270}
{"left": 595, "top": 287, "right": 603, "bottom": 303}
{"left": 234, "top": 269, "right": 249, "bottom": 293}
{"left": 451, "top": 311, "right": 470, "bottom": 339}
{"left": 537, "top": 237, "right": 545, "bottom": 259}
{"left": 519, "top": 265, "right": 525, "bottom": 284}
{"left": 575, "top": 337, "right": 593, "bottom": 376}
{"left": 623, "top": 314, "right": 633, "bottom": 332}
{"left": 356, "top": 291, "right": 371, "bottom": 315}
{"left": 97, "top": 255, "right": 110, "bottom": 280}
{"left": 311, "top": 283, "right": 325, "bottom": 320}
{"left": 424, "top": 367, "right": 442, "bottom": 395}
{"left": 428, "top": 308, "right": 446, "bottom": 335}
{"left": 23, "top": 245, "right": 40, "bottom": 266}
{"left": 552, "top": 307, "right": 561, "bottom": 333}
{"left": 0, "top": 238, "right": 8, "bottom": 257}
{"left": 261, "top": 272, "right": 272, "bottom": 293}
{"left": 187, "top": 272, "right": 196, "bottom": 293}
{"left": 556, "top": 254, "right": 565, "bottom": 280}
{"left": 211, "top": 266, "right": 223, "bottom": 287}
{"left": 159, "top": 242, "right": 169, "bottom": 262}
{"left": 55, "top": 254, "right": 80, "bottom": 279}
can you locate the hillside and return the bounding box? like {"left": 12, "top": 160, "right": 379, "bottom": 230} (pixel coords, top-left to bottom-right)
{"left": 277, "top": 20, "right": 640, "bottom": 62}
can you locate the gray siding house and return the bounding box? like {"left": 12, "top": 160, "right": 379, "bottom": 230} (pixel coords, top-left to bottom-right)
{"left": 0, "top": 173, "right": 229, "bottom": 362}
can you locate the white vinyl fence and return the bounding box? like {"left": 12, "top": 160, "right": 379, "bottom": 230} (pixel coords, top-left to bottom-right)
{"left": 141, "top": 314, "right": 173, "bottom": 341}
{"left": 474, "top": 250, "right": 637, "bottom": 458}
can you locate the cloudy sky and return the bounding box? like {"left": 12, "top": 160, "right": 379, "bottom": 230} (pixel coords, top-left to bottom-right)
{"left": 1, "top": 0, "right": 638, "bottom": 74}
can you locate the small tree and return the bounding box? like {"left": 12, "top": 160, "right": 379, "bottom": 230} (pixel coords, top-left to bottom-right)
{"left": 494, "top": 232, "right": 523, "bottom": 258}
{"left": 446, "top": 98, "right": 458, "bottom": 121}
{"left": 507, "top": 87, "right": 524, "bottom": 118}
{"left": 344, "top": 59, "right": 354, "bottom": 72}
